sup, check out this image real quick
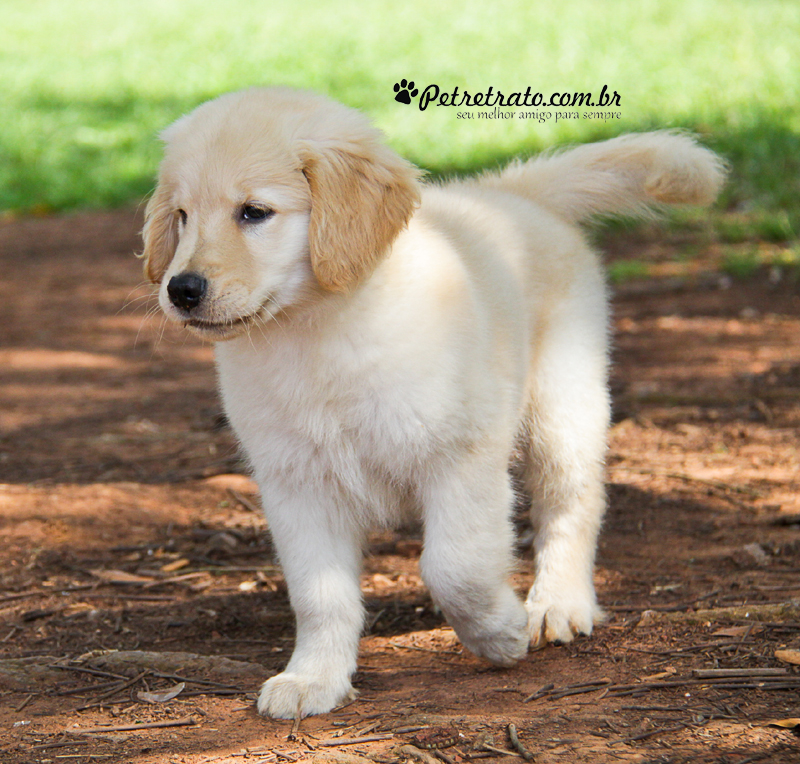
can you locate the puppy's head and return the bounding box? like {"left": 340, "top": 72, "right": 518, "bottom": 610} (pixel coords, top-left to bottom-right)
{"left": 142, "top": 88, "right": 421, "bottom": 340}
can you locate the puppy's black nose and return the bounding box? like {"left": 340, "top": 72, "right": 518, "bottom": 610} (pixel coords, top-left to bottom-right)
{"left": 167, "top": 272, "right": 207, "bottom": 312}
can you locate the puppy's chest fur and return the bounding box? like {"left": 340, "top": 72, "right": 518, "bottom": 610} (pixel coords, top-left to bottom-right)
{"left": 214, "top": 327, "right": 458, "bottom": 524}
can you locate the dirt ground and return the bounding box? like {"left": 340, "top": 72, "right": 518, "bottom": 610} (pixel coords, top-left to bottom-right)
{"left": 1, "top": 208, "right": 799, "bottom": 764}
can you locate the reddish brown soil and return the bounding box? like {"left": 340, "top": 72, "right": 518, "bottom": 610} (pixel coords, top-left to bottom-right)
{"left": 1, "top": 209, "right": 799, "bottom": 764}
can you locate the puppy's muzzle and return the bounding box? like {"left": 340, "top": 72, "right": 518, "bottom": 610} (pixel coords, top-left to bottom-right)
{"left": 167, "top": 272, "right": 208, "bottom": 312}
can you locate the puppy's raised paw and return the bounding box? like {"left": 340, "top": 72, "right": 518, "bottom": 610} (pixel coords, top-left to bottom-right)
{"left": 466, "top": 622, "right": 530, "bottom": 667}
{"left": 256, "top": 671, "right": 357, "bottom": 719}
{"left": 452, "top": 590, "right": 530, "bottom": 667}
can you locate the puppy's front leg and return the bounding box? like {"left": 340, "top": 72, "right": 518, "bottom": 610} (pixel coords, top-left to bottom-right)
{"left": 256, "top": 485, "right": 364, "bottom": 719}
{"left": 419, "top": 452, "right": 530, "bottom": 666}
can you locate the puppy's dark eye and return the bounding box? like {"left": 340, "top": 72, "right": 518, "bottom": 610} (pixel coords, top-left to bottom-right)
{"left": 240, "top": 203, "right": 274, "bottom": 223}
{"left": 177, "top": 209, "right": 187, "bottom": 225}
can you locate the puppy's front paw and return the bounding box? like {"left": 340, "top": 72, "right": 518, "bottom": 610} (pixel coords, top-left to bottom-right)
{"left": 256, "top": 671, "right": 356, "bottom": 719}
{"left": 465, "top": 622, "right": 529, "bottom": 667}
{"left": 525, "top": 593, "right": 604, "bottom": 649}
{"left": 454, "top": 590, "right": 530, "bottom": 667}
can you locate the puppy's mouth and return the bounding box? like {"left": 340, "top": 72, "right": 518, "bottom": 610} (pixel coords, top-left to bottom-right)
{"left": 184, "top": 310, "right": 262, "bottom": 340}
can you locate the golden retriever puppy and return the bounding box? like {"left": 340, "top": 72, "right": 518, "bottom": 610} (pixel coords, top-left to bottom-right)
{"left": 142, "top": 87, "right": 724, "bottom": 719}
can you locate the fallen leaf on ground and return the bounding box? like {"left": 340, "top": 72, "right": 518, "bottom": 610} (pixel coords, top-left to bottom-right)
{"left": 641, "top": 666, "right": 677, "bottom": 681}
{"left": 160, "top": 559, "right": 191, "bottom": 573}
{"left": 766, "top": 718, "right": 800, "bottom": 729}
{"left": 89, "top": 569, "right": 155, "bottom": 584}
{"left": 775, "top": 648, "right": 800, "bottom": 666}
{"left": 712, "top": 625, "right": 761, "bottom": 637}
{"left": 137, "top": 681, "right": 186, "bottom": 703}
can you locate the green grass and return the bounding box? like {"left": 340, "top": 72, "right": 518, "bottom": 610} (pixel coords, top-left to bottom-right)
{"left": 721, "top": 248, "right": 763, "bottom": 279}
{"left": 717, "top": 212, "right": 796, "bottom": 244}
{"left": 3, "top": 0, "right": 800, "bottom": 235}
{"left": 607, "top": 260, "right": 652, "bottom": 284}
{"left": 721, "top": 242, "right": 800, "bottom": 281}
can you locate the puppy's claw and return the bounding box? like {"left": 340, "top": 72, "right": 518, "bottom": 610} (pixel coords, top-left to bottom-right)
{"left": 525, "top": 597, "right": 602, "bottom": 649}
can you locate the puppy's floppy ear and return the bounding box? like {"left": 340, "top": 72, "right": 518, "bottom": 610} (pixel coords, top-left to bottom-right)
{"left": 140, "top": 181, "right": 178, "bottom": 284}
{"left": 299, "top": 138, "right": 421, "bottom": 291}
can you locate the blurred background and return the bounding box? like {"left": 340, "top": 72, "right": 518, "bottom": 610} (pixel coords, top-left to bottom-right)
{"left": 2, "top": 0, "right": 799, "bottom": 249}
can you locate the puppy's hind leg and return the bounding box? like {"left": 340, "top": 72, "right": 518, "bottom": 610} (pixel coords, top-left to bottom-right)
{"left": 419, "top": 450, "right": 530, "bottom": 666}
{"left": 523, "top": 265, "right": 610, "bottom": 648}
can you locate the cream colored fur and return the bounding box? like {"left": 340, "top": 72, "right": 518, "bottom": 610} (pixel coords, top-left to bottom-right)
{"left": 142, "top": 87, "right": 725, "bottom": 719}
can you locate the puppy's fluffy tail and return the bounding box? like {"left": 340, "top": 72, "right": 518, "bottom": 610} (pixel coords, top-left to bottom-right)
{"left": 484, "top": 131, "right": 726, "bottom": 223}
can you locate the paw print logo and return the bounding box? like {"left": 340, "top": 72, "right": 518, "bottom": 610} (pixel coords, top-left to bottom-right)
{"left": 394, "top": 79, "right": 419, "bottom": 105}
